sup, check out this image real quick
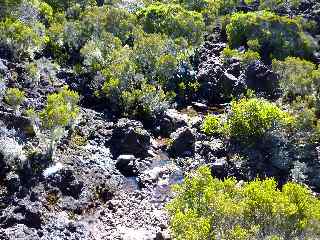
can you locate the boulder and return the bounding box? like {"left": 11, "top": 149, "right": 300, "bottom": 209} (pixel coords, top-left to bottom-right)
{"left": 197, "top": 56, "right": 246, "bottom": 103}
{"left": 243, "top": 61, "right": 279, "bottom": 98}
{"left": 210, "top": 158, "right": 229, "bottom": 179}
{"left": 46, "top": 169, "right": 83, "bottom": 199}
{"left": 110, "top": 118, "right": 151, "bottom": 158}
{"left": 168, "top": 127, "right": 196, "bottom": 157}
{"left": 158, "top": 109, "right": 188, "bottom": 137}
{"left": 116, "top": 155, "right": 138, "bottom": 177}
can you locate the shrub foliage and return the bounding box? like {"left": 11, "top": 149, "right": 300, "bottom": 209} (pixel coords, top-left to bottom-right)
{"left": 167, "top": 166, "right": 320, "bottom": 240}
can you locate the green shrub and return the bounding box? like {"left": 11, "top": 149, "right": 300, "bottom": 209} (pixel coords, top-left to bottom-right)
{"left": 222, "top": 47, "right": 260, "bottom": 66}
{"left": 203, "top": 98, "right": 294, "bottom": 141}
{"left": 102, "top": 77, "right": 171, "bottom": 118}
{"left": 272, "top": 57, "right": 320, "bottom": 99}
{"left": 43, "top": 0, "right": 97, "bottom": 10}
{"left": 226, "top": 11, "right": 317, "bottom": 60}
{"left": 4, "top": 88, "right": 25, "bottom": 114}
{"left": 12, "top": 0, "right": 54, "bottom": 25}
{"left": 80, "top": 6, "right": 137, "bottom": 43}
{"left": 121, "top": 83, "right": 170, "bottom": 118}
{"left": 227, "top": 98, "right": 294, "bottom": 140}
{"left": 39, "top": 87, "right": 79, "bottom": 158}
{"left": 202, "top": 114, "right": 223, "bottom": 135}
{"left": 40, "top": 86, "right": 79, "bottom": 130}
{"left": 137, "top": 3, "right": 205, "bottom": 46}
{"left": 25, "top": 62, "right": 41, "bottom": 86}
{"left": 167, "top": 166, "right": 320, "bottom": 240}
{"left": 133, "top": 31, "right": 184, "bottom": 83}
{"left": 0, "top": 18, "right": 48, "bottom": 59}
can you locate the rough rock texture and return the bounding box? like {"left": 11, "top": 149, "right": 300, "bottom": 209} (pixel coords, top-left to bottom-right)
{"left": 242, "top": 61, "right": 280, "bottom": 99}
{"left": 110, "top": 118, "right": 151, "bottom": 159}
{"left": 195, "top": 39, "right": 250, "bottom": 103}
{"left": 168, "top": 127, "right": 196, "bottom": 158}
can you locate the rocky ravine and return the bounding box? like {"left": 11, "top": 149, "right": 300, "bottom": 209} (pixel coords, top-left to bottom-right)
{"left": 1, "top": 3, "right": 320, "bottom": 236}
{"left": 0, "top": 105, "right": 206, "bottom": 240}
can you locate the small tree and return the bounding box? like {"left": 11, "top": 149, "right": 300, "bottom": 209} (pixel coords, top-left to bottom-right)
{"left": 39, "top": 86, "right": 80, "bottom": 159}
{"left": 4, "top": 88, "right": 25, "bottom": 115}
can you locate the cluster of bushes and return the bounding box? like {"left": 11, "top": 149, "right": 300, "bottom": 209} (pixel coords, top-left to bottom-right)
{"left": 225, "top": 11, "right": 317, "bottom": 61}
{"left": 167, "top": 166, "right": 320, "bottom": 240}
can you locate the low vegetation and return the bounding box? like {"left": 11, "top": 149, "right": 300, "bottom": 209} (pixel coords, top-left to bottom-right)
{"left": 226, "top": 11, "right": 317, "bottom": 60}
{"left": 167, "top": 166, "right": 320, "bottom": 240}
{"left": 202, "top": 97, "right": 294, "bottom": 142}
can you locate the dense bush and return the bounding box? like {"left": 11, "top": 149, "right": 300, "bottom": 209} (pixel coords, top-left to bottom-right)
{"left": 226, "top": 11, "right": 317, "bottom": 60}
{"left": 0, "top": 0, "right": 22, "bottom": 18}
{"left": 12, "top": 0, "right": 54, "bottom": 25}
{"left": 258, "top": 0, "right": 301, "bottom": 11}
{"left": 202, "top": 98, "right": 294, "bottom": 141}
{"left": 132, "top": 31, "right": 186, "bottom": 84}
{"left": 167, "top": 166, "right": 320, "bottom": 240}
{"left": 43, "top": 0, "right": 97, "bottom": 10}
{"left": 0, "top": 18, "right": 47, "bottom": 60}
{"left": 80, "top": 33, "right": 122, "bottom": 71}
{"left": 137, "top": 3, "right": 205, "bottom": 46}
{"left": 272, "top": 57, "right": 320, "bottom": 99}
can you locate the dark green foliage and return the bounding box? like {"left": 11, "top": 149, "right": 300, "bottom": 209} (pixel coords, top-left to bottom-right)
{"left": 226, "top": 11, "right": 318, "bottom": 60}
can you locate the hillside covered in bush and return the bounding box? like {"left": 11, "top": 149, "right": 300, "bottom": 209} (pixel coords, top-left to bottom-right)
{"left": 0, "top": 0, "right": 320, "bottom": 239}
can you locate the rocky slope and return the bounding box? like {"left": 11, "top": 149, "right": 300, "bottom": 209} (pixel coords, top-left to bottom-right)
{"left": 0, "top": 1, "right": 320, "bottom": 239}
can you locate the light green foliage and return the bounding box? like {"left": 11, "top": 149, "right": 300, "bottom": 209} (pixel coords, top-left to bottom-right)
{"left": 203, "top": 98, "right": 294, "bottom": 141}
{"left": 99, "top": 7, "right": 137, "bottom": 43}
{"left": 202, "top": 114, "right": 223, "bottom": 135}
{"left": 167, "top": 166, "right": 320, "bottom": 240}
{"left": 39, "top": 86, "right": 80, "bottom": 158}
{"left": 180, "top": 0, "right": 240, "bottom": 17}
{"left": 121, "top": 83, "right": 170, "bottom": 118}
{"left": 272, "top": 57, "right": 320, "bottom": 99}
{"left": 226, "top": 11, "right": 317, "bottom": 60}
{"left": 4, "top": 88, "right": 25, "bottom": 112}
{"left": 0, "top": 18, "right": 47, "bottom": 59}
{"left": 222, "top": 47, "right": 260, "bottom": 66}
{"left": 80, "top": 6, "right": 137, "bottom": 43}
{"left": 101, "top": 46, "right": 138, "bottom": 106}
{"left": 137, "top": 3, "right": 205, "bottom": 46}
{"left": 155, "top": 54, "right": 179, "bottom": 85}
{"left": 13, "top": 0, "right": 54, "bottom": 24}
{"left": 40, "top": 86, "right": 80, "bottom": 130}
{"left": 226, "top": 98, "right": 294, "bottom": 140}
